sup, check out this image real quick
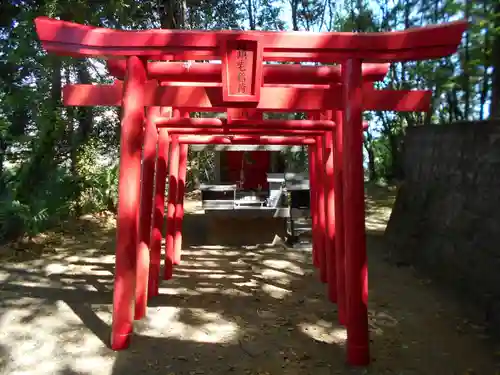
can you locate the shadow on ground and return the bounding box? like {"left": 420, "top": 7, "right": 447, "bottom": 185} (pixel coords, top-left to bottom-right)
{"left": 0, "top": 220, "right": 349, "bottom": 375}
{"left": 0, "top": 190, "right": 498, "bottom": 374}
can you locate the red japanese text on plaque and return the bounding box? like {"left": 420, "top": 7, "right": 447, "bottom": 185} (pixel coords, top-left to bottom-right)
{"left": 221, "top": 37, "right": 263, "bottom": 103}
{"left": 235, "top": 49, "right": 251, "bottom": 94}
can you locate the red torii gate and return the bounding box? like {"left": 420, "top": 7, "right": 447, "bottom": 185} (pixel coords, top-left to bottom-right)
{"left": 146, "top": 108, "right": 368, "bottom": 333}
{"left": 138, "top": 106, "right": 348, "bottom": 329}
{"left": 33, "top": 16, "right": 467, "bottom": 367}
{"left": 145, "top": 108, "right": 340, "bottom": 287}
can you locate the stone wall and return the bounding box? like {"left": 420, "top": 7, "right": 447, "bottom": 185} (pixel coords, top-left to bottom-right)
{"left": 384, "top": 120, "right": 500, "bottom": 333}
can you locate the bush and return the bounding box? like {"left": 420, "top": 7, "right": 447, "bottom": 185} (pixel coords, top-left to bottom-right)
{"left": 77, "top": 162, "right": 119, "bottom": 213}
{"left": 0, "top": 197, "right": 29, "bottom": 241}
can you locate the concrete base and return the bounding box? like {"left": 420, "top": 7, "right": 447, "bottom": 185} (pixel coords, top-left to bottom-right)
{"left": 204, "top": 207, "right": 291, "bottom": 217}
{"left": 205, "top": 215, "right": 287, "bottom": 246}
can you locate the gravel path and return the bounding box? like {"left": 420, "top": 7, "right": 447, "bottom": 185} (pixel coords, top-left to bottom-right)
{"left": 0, "top": 192, "right": 498, "bottom": 375}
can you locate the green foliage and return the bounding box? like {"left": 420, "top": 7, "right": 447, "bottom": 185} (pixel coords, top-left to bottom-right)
{"left": 0, "top": 168, "right": 71, "bottom": 241}
{"left": 0, "top": 159, "right": 119, "bottom": 243}
{"left": 0, "top": 198, "right": 30, "bottom": 241}
{"left": 283, "top": 148, "right": 308, "bottom": 173}
{"left": 186, "top": 149, "right": 216, "bottom": 189}
{"left": 77, "top": 162, "right": 119, "bottom": 214}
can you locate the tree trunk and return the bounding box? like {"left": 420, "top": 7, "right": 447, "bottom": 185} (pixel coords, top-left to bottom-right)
{"left": 15, "top": 55, "right": 62, "bottom": 203}
{"left": 72, "top": 60, "right": 93, "bottom": 215}
{"left": 290, "top": 0, "right": 299, "bottom": 30}
{"left": 76, "top": 60, "right": 93, "bottom": 143}
{"left": 479, "top": 25, "right": 490, "bottom": 120}
{"left": 247, "top": 0, "right": 255, "bottom": 30}
{"left": 0, "top": 139, "right": 6, "bottom": 193}
{"left": 490, "top": 3, "right": 500, "bottom": 118}
{"left": 363, "top": 130, "right": 377, "bottom": 182}
{"left": 161, "top": 0, "right": 186, "bottom": 29}
{"left": 65, "top": 67, "right": 76, "bottom": 181}
{"left": 463, "top": 0, "right": 471, "bottom": 120}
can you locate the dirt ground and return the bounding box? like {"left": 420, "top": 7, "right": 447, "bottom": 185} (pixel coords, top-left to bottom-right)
{"left": 0, "top": 186, "right": 499, "bottom": 375}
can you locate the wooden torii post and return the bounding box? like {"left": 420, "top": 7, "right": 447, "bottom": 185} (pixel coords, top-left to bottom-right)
{"left": 34, "top": 16, "right": 466, "bottom": 366}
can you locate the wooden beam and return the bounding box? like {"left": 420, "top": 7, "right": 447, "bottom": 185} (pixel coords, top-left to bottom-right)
{"left": 35, "top": 17, "right": 467, "bottom": 63}
{"left": 63, "top": 83, "right": 432, "bottom": 112}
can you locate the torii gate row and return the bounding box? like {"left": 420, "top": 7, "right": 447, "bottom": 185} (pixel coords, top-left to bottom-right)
{"left": 33, "top": 16, "right": 467, "bottom": 367}
{"left": 136, "top": 108, "right": 396, "bottom": 360}
{"left": 139, "top": 107, "right": 370, "bottom": 301}
{"left": 136, "top": 107, "right": 368, "bottom": 334}
{"left": 135, "top": 126, "right": 333, "bottom": 314}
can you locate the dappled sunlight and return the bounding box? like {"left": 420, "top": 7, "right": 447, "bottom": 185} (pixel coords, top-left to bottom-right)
{"left": 0, "top": 299, "right": 115, "bottom": 375}
{"left": 259, "top": 268, "right": 293, "bottom": 285}
{"left": 299, "top": 321, "right": 347, "bottom": 345}
{"left": 368, "top": 309, "right": 400, "bottom": 336}
{"left": 262, "top": 258, "right": 305, "bottom": 276}
{"left": 365, "top": 184, "right": 396, "bottom": 234}
{"left": 183, "top": 199, "right": 204, "bottom": 214}
{"left": 0, "top": 269, "right": 10, "bottom": 283}
{"left": 0, "top": 216, "right": 119, "bottom": 374}
{"left": 44, "top": 262, "right": 71, "bottom": 275}
{"left": 140, "top": 308, "right": 240, "bottom": 344}
{"left": 365, "top": 213, "right": 391, "bottom": 232}
{"left": 163, "top": 245, "right": 307, "bottom": 302}
{"left": 261, "top": 283, "right": 292, "bottom": 299}
{"left": 172, "top": 242, "right": 311, "bottom": 303}
{"left": 1, "top": 193, "right": 497, "bottom": 374}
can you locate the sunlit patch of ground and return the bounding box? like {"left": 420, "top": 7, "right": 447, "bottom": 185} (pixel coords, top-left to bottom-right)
{"left": 365, "top": 183, "right": 397, "bottom": 233}
{"left": 0, "top": 186, "right": 498, "bottom": 374}
{"left": 183, "top": 197, "right": 204, "bottom": 215}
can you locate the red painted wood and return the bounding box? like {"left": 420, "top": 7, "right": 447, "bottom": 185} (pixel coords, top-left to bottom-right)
{"left": 308, "top": 143, "right": 319, "bottom": 268}
{"left": 149, "top": 128, "right": 170, "bottom": 299}
{"left": 315, "top": 135, "right": 327, "bottom": 284}
{"left": 177, "top": 135, "right": 315, "bottom": 145}
{"left": 226, "top": 107, "right": 262, "bottom": 123}
{"left": 334, "top": 110, "right": 347, "bottom": 326}
{"left": 223, "top": 150, "right": 270, "bottom": 190}
{"left": 322, "top": 111, "right": 337, "bottom": 304}
{"left": 156, "top": 118, "right": 336, "bottom": 129}
{"left": 35, "top": 17, "right": 466, "bottom": 63}
{"left": 224, "top": 110, "right": 270, "bottom": 189}
{"left": 169, "top": 128, "right": 323, "bottom": 136}
{"left": 107, "top": 60, "right": 389, "bottom": 84}
{"left": 62, "top": 83, "right": 432, "bottom": 112}
{"left": 46, "top": 46, "right": 460, "bottom": 64}
{"left": 246, "top": 151, "right": 270, "bottom": 190}
{"left": 226, "top": 151, "right": 245, "bottom": 187}
{"left": 162, "top": 125, "right": 370, "bottom": 134}
{"left": 164, "top": 136, "right": 179, "bottom": 281}
{"left": 260, "top": 46, "right": 461, "bottom": 63}
{"left": 135, "top": 106, "right": 159, "bottom": 321}
{"left": 111, "top": 56, "right": 147, "bottom": 351}
{"left": 221, "top": 36, "right": 263, "bottom": 102}
{"left": 174, "top": 143, "right": 188, "bottom": 265}
{"left": 342, "top": 59, "right": 370, "bottom": 366}
{"left": 154, "top": 111, "right": 339, "bottom": 135}
{"left": 156, "top": 81, "right": 344, "bottom": 89}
